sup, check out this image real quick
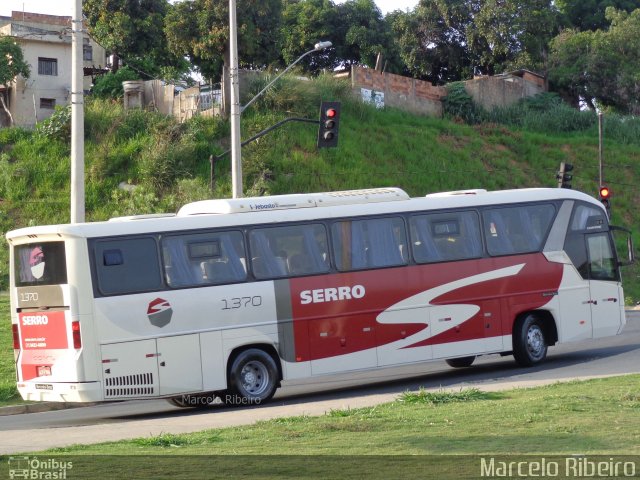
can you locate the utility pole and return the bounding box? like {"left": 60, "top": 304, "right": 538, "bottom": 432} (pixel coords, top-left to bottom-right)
{"left": 598, "top": 112, "right": 604, "bottom": 186}
{"left": 229, "top": 0, "right": 242, "bottom": 198}
{"left": 70, "top": 0, "right": 85, "bottom": 223}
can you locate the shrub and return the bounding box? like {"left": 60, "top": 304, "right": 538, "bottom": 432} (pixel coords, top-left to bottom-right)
{"left": 91, "top": 67, "right": 140, "bottom": 99}
{"left": 35, "top": 105, "right": 71, "bottom": 141}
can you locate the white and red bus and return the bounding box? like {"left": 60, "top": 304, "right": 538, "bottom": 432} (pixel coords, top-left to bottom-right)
{"left": 6, "top": 187, "right": 634, "bottom": 405}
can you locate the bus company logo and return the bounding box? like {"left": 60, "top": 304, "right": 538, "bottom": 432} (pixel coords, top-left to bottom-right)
{"left": 21, "top": 315, "right": 49, "bottom": 326}
{"left": 147, "top": 298, "right": 173, "bottom": 328}
{"left": 300, "top": 284, "right": 366, "bottom": 305}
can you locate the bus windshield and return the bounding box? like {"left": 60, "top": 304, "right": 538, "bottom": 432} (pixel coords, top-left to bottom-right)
{"left": 14, "top": 241, "right": 68, "bottom": 286}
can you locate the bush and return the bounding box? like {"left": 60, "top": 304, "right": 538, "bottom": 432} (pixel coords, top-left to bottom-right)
{"left": 35, "top": 105, "right": 71, "bottom": 141}
{"left": 92, "top": 67, "right": 141, "bottom": 99}
{"left": 442, "top": 82, "right": 486, "bottom": 124}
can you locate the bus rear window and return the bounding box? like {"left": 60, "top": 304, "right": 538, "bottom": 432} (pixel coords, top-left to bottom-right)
{"left": 15, "top": 242, "right": 68, "bottom": 286}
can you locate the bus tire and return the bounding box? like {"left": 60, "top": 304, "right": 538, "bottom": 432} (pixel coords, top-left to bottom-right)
{"left": 227, "top": 348, "right": 279, "bottom": 405}
{"left": 445, "top": 356, "right": 476, "bottom": 368}
{"left": 513, "top": 314, "right": 548, "bottom": 367}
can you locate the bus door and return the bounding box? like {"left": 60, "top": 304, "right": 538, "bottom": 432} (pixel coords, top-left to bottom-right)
{"left": 585, "top": 232, "right": 624, "bottom": 338}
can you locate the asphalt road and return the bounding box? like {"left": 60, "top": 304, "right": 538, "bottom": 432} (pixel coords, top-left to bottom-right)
{"left": 1, "top": 312, "right": 638, "bottom": 454}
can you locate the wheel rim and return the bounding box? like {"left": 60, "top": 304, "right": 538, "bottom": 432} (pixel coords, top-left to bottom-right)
{"left": 240, "top": 360, "right": 270, "bottom": 397}
{"left": 526, "top": 325, "right": 545, "bottom": 359}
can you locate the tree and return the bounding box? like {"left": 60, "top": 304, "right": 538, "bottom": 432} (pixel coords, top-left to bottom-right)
{"left": 555, "top": 0, "right": 640, "bottom": 31}
{"left": 83, "top": 0, "right": 183, "bottom": 78}
{"left": 549, "top": 7, "right": 640, "bottom": 114}
{"left": 0, "top": 36, "right": 30, "bottom": 126}
{"left": 165, "top": 0, "right": 282, "bottom": 82}
{"left": 470, "top": 0, "right": 559, "bottom": 75}
{"left": 334, "top": 0, "right": 392, "bottom": 69}
{"left": 389, "top": 0, "right": 473, "bottom": 84}
{"left": 278, "top": 0, "right": 338, "bottom": 73}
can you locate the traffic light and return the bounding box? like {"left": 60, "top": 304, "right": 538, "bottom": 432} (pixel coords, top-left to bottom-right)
{"left": 556, "top": 162, "right": 573, "bottom": 189}
{"left": 317, "top": 101, "right": 341, "bottom": 148}
{"left": 599, "top": 185, "right": 611, "bottom": 215}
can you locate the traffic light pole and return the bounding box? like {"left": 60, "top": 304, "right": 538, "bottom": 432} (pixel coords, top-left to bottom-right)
{"left": 215, "top": 117, "right": 319, "bottom": 161}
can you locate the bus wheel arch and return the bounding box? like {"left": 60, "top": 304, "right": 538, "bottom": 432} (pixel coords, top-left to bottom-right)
{"left": 512, "top": 311, "right": 557, "bottom": 367}
{"left": 226, "top": 344, "right": 282, "bottom": 405}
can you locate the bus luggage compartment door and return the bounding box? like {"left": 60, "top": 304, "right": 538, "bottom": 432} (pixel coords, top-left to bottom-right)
{"left": 101, "top": 339, "right": 159, "bottom": 399}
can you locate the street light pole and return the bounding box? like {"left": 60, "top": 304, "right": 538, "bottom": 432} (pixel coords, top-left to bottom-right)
{"left": 70, "top": 0, "right": 85, "bottom": 222}
{"left": 229, "top": 0, "right": 242, "bottom": 198}
{"left": 227, "top": 0, "right": 331, "bottom": 198}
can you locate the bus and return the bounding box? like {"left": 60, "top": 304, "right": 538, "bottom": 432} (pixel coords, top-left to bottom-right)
{"left": 6, "top": 187, "right": 634, "bottom": 406}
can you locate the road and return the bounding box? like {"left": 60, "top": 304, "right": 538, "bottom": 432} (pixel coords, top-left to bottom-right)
{"left": 0, "top": 312, "right": 638, "bottom": 454}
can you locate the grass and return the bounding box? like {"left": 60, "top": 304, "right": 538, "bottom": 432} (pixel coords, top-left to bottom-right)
{"left": 0, "top": 294, "right": 20, "bottom": 405}
{"left": 31, "top": 375, "right": 640, "bottom": 456}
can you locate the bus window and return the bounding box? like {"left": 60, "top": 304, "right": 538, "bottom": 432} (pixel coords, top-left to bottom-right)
{"left": 410, "top": 211, "right": 482, "bottom": 263}
{"left": 332, "top": 217, "right": 407, "bottom": 271}
{"left": 570, "top": 204, "right": 607, "bottom": 232}
{"left": 15, "top": 242, "right": 67, "bottom": 286}
{"left": 483, "top": 204, "right": 555, "bottom": 256}
{"left": 587, "top": 233, "right": 618, "bottom": 281}
{"left": 249, "top": 224, "right": 329, "bottom": 279}
{"left": 94, "top": 237, "right": 163, "bottom": 295}
{"left": 162, "top": 231, "right": 247, "bottom": 287}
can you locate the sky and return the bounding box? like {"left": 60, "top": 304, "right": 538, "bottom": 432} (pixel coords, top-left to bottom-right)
{"left": 0, "top": 0, "right": 420, "bottom": 18}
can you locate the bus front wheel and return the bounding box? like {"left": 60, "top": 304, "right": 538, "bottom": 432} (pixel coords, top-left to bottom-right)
{"left": 513, "top": 314, "right": 548, "bottom": 367}
{"left": 228, "top": 348, "right": 279, "bottom": 405}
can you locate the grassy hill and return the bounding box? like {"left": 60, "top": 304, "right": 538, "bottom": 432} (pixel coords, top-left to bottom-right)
{"left": 0, "top": 74, "right": 639, "bottom": 299}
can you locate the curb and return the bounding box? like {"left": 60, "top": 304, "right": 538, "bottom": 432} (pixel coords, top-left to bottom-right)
{"left": 0, "top": 402, "right": 96, "bottom": 416}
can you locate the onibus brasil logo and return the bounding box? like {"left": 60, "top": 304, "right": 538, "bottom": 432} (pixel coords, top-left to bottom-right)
{"left": 8, "top": 456, "right": 73, "bottom": 479}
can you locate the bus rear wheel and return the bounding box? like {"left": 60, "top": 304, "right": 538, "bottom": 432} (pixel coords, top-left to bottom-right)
{"left": 228, "top": 348, "right": 279, "bottom": 405}
{"left": 513, "top": 314, "right": 548, "bottom": 367}
{"left": 445, "top": 356, "right": 476, "bottom": 368}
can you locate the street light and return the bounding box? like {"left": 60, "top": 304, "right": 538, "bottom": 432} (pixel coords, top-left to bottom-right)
{"left": 228, "top": 1, "right": 331, "bottom": 198}
{"left": 241, "top": 41, "right": 333, "bottom": 113}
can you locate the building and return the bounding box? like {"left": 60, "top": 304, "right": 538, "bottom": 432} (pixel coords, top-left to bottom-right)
{"left": 0, "top": 11, "right": 107, "bottom": 128}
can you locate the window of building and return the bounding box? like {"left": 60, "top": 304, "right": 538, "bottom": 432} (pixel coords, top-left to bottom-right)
{"left": 38, "top": 57, "right": 58, "bottom": 76}
{"left": 83, "top": 38, "right": 93, "bottom": 61}
{"left": 40, "top": 98, "right": 56, "bottom": 109}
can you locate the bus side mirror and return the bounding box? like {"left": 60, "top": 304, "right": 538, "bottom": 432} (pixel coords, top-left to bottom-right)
{"left": 611, "top": 226, "right": 635, "bottom": 266}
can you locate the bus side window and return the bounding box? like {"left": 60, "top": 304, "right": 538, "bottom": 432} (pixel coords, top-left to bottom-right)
{"left": 332, "top": 217, "right": 406, "bottom": 271}
{"left": 162, "top": 231, "right": 246, "bottom": 287}
{"left": 249, "top": 224, "right": 329, "bottom": 279}
{"left": 483, "top": 204, "right": 555, "bottom": 256}
{"left": 410, "top": 211, "right": 482, "bottom": 263}
{"left": 94, "top": 237, "right": 163, "bottom": 295}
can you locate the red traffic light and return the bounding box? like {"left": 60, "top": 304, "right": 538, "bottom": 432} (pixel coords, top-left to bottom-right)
{"left": 326, "top": 108, "right": 337, "bottom": 118}
{"left": 599, "top": 186, "right": 611, "bottom": 199}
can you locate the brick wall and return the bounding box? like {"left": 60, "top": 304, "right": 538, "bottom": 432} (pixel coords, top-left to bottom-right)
{"left": 351, "top": 66, "right": 446, "bottom": 117}
{"left": 11, "top": 11, "right": 70, "bottom": 26}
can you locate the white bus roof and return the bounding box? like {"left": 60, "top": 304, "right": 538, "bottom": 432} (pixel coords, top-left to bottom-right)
{"left": 6, "top": 187, "right": 605, "bottom": 242}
